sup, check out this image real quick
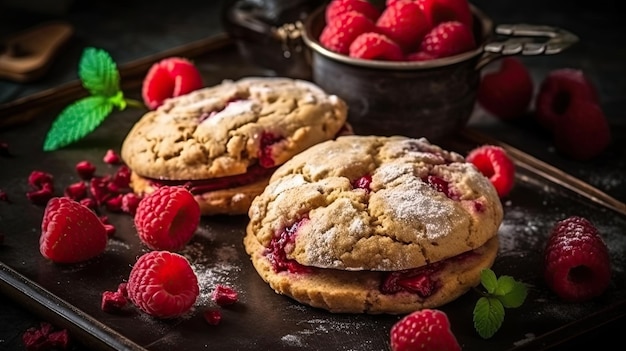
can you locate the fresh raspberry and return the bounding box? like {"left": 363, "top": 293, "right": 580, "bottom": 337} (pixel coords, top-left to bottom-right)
{"left": 211, "top": 284, "right": 239, "bottom": 306}
{"left": 142, "top": 57, "right": 204, "bottom": 110}
{"left": 534, "top": 68, "right": 600, "bottom": 131}
{"left": 466, "top": 145, "right": 515, "bottom": 198}
{"left": 405, "top": 50, "right": 436, "bottom": 61}
{"left": 544, "top": 216, "right": 611, "bottom": 302}
{"left": 390, "top": 309, "right": 461, "bottom": 351}
{"left": 419, "top": 21, "right": 475, "bottom": 59}
{"left": 376, "top": 1, "right": 430, "bottom": 52}
{"left": 39, "top": 197, "right": 108, "bottom": 263}
{"left": 134, "top": 186, "right": 201, "bottom": 251}
{"left": 349, "top": 32, "right": 404, "bottom": 61}
{"left": 416, "top": 0, "right": 473, "bottom": 29}
{"left": 553, "top": 99, "right": 611, "bottom": 161}
{"left": 319, "top": 11, "right": 377, "bottom": 55}
{"left": 325, "top": 0, "right": 381, "bottom": 23}
{"left": 126, "top": 250, "right": 199, "bottom": 318}
{"left": 477, "top": 57, "right": 534, "bottom": 120}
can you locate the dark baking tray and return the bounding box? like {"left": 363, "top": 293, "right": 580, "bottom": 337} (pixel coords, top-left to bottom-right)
{"left": 1, "top": 42, "right": 625, "bottom": 351}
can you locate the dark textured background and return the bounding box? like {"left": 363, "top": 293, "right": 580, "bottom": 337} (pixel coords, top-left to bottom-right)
{"left": 1, "top": 0, "right": 624, "bottom": 350}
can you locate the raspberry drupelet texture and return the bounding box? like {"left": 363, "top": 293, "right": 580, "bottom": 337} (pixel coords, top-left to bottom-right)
{"left": 544, "top": 216, "right": 611, "bottom": 302}
{"left": 126, "top": 250, "right": 200, "bottom": 318}
{"left": 390, "top": 308, "right": 461, "bottom": 351}
{"left": 39, "top": 197, "right": 108, "bottom": 263}
{"left": 134, "top": 186, "right": 201, "bottom": 251}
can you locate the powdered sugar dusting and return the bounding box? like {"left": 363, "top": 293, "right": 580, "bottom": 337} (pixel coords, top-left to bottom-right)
{"left": 377, "top": 179, "right": 452, "bottom": 240}
{"left": 280, "top": 318, "right": 376, "bottom": 350}
{"left": 179, "top": 240, "right": 242, "bottom": 308}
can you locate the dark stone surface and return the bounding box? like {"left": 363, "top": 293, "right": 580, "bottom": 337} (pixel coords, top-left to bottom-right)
{"left": 1, "top": 0, "right": 625, "bottom": 350}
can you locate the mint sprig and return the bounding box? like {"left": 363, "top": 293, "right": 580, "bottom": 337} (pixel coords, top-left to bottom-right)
{"left": 43, "top": 47, "right": 143, "bottom": 151}
{"left": 473, "top": 268, "right": 528, "bottom": 339}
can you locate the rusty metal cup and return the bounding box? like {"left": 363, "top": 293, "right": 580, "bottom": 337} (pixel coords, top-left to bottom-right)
{"left": 299, "top": 5, "right": 578, "bottom": 141}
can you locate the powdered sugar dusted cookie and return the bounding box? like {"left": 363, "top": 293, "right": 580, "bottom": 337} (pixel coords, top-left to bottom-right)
{"left": 121, "top": 77, "right": 348, "bottom": 215}
{"left": 244, "top": 135, "right": 503, "bottom": 313}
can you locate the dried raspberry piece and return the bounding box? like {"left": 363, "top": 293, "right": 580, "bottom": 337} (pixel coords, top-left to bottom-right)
{"left": 89, "top": 176, "right": 113, "bottom": 205}
{"left": 103, "top": 149, "right": 121, "bottom": 165}
{"left": 127, "top": 250, "right": 200, "bottom": 318}
{"left": 28, "top": 170, "right": 54, "bottom": 189}
{"left": 544, "top": 216, "right": 611, "bottom": 302}
{"left": 420, "top": 21, "right": 475, "bottom": 59}
{"left": 534, "top": 68, "right": 600, "bottom": 131}
{"left": 39, "top": 197, "right": 108, "bottom": 263}
{"left": 325, "top": 0, "right": 380, "bottom": 23}
{"left": 105, "top": 194, "right": 124, "bottom": 212}
{"left": 376, "top": 0, "right": 430, "bottom": 52}
{"left": 121, "top": 192, "right": 141, "bottom": 215}
{"left": 349, "top": 32, "right": 404, "bottom": 61}
{"left": 134, "top": 186, "right": 201, "bottom": 251}
{"left": 466, "top": 145, "right": 515, "bottom": 198}
{"left": 75, "top": 160, "right": 96, "bottom": 180}
{"left": 79, "top": 197, "right": 97, "bottom": 210}
{"left": 64, "top": 181, "right": 87, "bottom": 201}
{"left": 22, "top": 322, "right": 70, "bottom": 351}
{"left": 203, "top": 309, "right": 222, "bottom": 325}
{"left": 27, "top": 184, "right": 54, "bottom": 206}
{"left": 319, "top": 11, "right": 377, "bottom": 55}
{"left": 142, "top": 57, "right": 204, "bottom": 110}
{"left": 211, "top": 284, "right": 239, "bottom": 306}
{"left": 101, "top": 290, "right": 128, "bottom": 312}
{"left": 477, "top": 57, "right": 534, "bottom": 120}
{"left": 553, "top": 99, "right": 611, "bottom": 161}
{"left": 390, "top": 309, "right": 461, "bottom": 351}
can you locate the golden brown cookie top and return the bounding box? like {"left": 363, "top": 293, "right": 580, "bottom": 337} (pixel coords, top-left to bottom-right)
{"left": 121, "top": 77, "right": 348, "bottom": 180}
{"left": 247, "top": 135, "right": 503, "bottom": 271}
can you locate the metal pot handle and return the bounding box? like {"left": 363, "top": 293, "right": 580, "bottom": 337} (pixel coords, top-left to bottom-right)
{"left": 476, "top": 24, "right": 579, "bottom": 70}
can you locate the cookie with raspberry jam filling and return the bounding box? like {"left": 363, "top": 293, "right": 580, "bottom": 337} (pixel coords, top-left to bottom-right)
{"left": 121, "top": 77, "right": 349, "bottom": 215}
{"left": 244, "top": 135, "right": 503, "bottom": 314}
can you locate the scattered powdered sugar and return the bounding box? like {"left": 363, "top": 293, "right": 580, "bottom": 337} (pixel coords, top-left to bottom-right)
{"left": 280, "top": 318, "right": 375, "bottom": 351}
{"left": 200, "top": 100, "right": 258, "bottom": 126}
{"left": 179, "top": 241, "right": 242, "bottom": 308}
{"left": 513, "top": 333, "right": 536, "bottom": 347}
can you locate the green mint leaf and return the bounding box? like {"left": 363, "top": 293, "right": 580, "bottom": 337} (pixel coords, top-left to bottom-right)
{"left": 494, "top": 275, "right": 516, "bottom": 295}
{"left": 473, "top": 296, "right": 505, "bottom": 339}
{"left": 78, "top": 47, "right": 120, "bottom": 97}
{"left": 43, "top": 96, "right": 114, "bottom": 151}
{"left": 480, "top": 268, "right": 498, "bottom": 294}
{"left": 497, "top": 280, "right": 528, "bottom": 308}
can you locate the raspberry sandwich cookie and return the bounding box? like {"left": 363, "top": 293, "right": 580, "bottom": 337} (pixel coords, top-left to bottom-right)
{"left": 244, "top": 135, "right": 503, "bottom": 314}
{"left": 121, "top": 77, "right": 348, "bottom": 215}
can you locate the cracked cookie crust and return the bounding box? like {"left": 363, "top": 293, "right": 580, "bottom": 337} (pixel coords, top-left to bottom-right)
{"left": 120, "top": 77, "right": 348, "bottom": 215}
{"left": 244, "top": 135, "right": 503, "bottom": 313}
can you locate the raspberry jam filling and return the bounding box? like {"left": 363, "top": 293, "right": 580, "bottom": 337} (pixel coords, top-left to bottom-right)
{"left": 265, "top": 216, "right": 311, "bottom": 274}
{"left": 352, "top": 174, "right": 372, "bottom": 192}
{"left": 148, "top": 164, "right": 277, "bottom": 194}
{"left": 259, "top": 131, "right": 284, "bottom": 168}
{"left": 422, "top": 174, "right": 459, "bottom": 200}
{"left": 380, "top": 249, "right": 477, "bottom": 297}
